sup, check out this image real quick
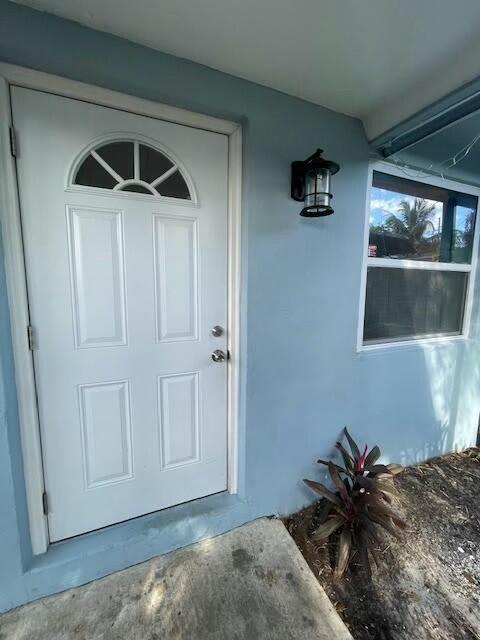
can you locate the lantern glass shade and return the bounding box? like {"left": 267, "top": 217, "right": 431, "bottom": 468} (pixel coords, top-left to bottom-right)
{"left": 303, "top": 167, "right": 332, "bottom": 215}
{"left": 291, "top": 149, "right": 340, "bottom": 217}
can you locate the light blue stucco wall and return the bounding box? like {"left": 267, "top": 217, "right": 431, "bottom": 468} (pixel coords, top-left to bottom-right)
{"left": 0, "top": 0, "right": 479, "bottom": 612}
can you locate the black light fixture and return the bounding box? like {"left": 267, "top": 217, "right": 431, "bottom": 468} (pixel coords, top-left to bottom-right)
{"left": 291, "top": 148, "right": 340, "bottom": 217}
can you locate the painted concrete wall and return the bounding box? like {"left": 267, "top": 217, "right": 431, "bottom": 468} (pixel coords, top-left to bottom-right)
{"left": 0, "top": 0, "right": 479, "bottom": 612}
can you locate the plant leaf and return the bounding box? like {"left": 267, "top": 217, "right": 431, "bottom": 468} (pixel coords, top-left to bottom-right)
{"left": 328, "top": 462, "right": 346, "bottom": 491}
{"left": 366, "top": 495, "right": 404, "bottom": 523}
{"left": 375, "top": 480, "right": 400, "bottom": 499}
{"left": 364, "top": 445, "right": 381, "bottom": 467}
{"left": 374, "top": 472, "right": 396, "bottom": 481}
{"left": 356, "top": 475, "right": 376, "bottom": 491}
{"left": 386, "top": 463, "right": 404, "bottom": 475}
{"left": 335, "top": 442, "right": 355, "bottom": 474}
{"left": 357, "top": 528, "right": 372, "bottom": 578}
{"left": 329, "top": 462, "right": 353, "bottom": 507}
{"left": 365, "top": 464, "right": 391, "bottom": 475}
{"left": 377, "top": 490, "right": 392, "bottom": 504}
{"left": 357, "top": 513, "right": 380, "bottom": 544}
{"left": 303, "top": 479, "right": 342, "bottom": 506}
{"left": 317, "top": 499, "right": 334, "bottom": 524}
{"left": 344, "top": 427, "right": 360, "bottom": 461}
{"left": 317, "top": 459, "right": 346, "bottom": 474}
{"left": 334, "top": 528, "right": 352, "bottom": 579}
{"left": 312, "top": 515, "right": 344, "bottom": 541}
{"left": 391, "top": 515, "right": 407, "bottom": 530}
{"left": 368, "top": 511, "right": 403, "bottom": 540}
{"left": 332, "top": 505, "right": 349, "bottom": 519}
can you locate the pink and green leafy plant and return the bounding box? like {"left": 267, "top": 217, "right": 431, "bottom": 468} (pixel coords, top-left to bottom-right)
{"left": 304, "top": 427, "right": 405, "bottom": 579}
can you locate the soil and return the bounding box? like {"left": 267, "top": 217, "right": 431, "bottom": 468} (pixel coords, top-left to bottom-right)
{"left": 283, "top": 448, "right": 480, "bottom": 640}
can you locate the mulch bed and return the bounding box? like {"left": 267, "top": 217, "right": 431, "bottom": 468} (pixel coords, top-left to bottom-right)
{"left": 283, "top": 448, "right": 480, "bottom": 640}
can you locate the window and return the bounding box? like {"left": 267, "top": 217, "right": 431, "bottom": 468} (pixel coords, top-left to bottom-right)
{"left": 361, "top": 169, "right": 478, "bottom": 347}
{"left": 74, "top": 140, "right": 191, "bottom": 200}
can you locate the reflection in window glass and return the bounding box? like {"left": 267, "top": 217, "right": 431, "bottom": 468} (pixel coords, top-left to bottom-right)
{"left": 452, "top": 205, "right": 476, "bottom": 263}
{"left": 368, "top": 172, "right": 477, "bottom": 265}
{"left": 363, "top": 170, "right": 478, "bottom": 346}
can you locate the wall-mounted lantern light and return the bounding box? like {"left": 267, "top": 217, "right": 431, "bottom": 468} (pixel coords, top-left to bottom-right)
{"left": 291, "top": 148, "right": 340, "bottom": 217}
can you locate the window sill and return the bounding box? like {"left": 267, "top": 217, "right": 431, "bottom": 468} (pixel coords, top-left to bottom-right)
{"left": 357, "top": 333, "right": 469, "bottom": 356}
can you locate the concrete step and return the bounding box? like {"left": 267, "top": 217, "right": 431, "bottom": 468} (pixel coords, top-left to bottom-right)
{"left": 0, "top": 517, "right": 353, "bottom": 639}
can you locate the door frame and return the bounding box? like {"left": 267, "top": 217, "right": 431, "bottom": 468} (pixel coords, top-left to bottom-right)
{"left": 0, "top": 62, "right": 242, "bottom": 555}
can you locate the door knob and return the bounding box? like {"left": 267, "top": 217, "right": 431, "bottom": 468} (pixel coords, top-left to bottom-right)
{"left": 211, "top": 349, "right": 227, "bottom": 363}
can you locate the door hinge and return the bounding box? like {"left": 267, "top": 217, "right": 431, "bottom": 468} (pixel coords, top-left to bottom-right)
{"left": 42, "top": 491, "right": 49, "bottom": 515}
{"left": 9, "top": 126, "right": 17, "bottom": 158}
{"left": 27, "top": 324, "right": 36, "bottom": 351}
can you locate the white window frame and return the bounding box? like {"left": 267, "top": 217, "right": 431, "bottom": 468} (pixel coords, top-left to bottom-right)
{"left": 0, "top": 62, "right": 243, "bottom": 555}
{"left": 357, "top": 160, "right": 480, "bottom": 352}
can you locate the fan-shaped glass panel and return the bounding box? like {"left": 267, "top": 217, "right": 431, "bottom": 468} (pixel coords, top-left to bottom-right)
{"left": 120, "top": 184, "right": 153, "bottom": 194}
{"left": 75, "top": 154, "right": 118, "bottom": 189}
{"left": 74, "top": 140, "right": 192, "bottom": 200}
{"left": 140, "top": 144, "right": 173, "bottom": 183}
{"left": 158, "top": 170, "right": 192, "bottom": 199}
{"left": 96, "top": 141, "right": 134, "bottom": 180}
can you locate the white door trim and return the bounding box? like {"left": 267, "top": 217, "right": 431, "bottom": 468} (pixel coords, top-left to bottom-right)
{"left": 0, "top": 62, "right": 242, "bottom": 555}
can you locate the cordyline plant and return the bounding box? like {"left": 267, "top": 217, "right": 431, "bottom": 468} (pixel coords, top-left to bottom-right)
{"left": 304, "top": 427, "right": 405, "bottom": 579}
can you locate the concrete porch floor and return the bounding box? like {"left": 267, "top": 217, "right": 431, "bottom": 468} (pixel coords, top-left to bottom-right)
{"left": 0, "top": 517, "right": 352, "bottom": 640}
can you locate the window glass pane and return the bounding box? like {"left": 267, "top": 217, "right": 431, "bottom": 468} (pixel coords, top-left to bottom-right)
{"left": 451, "top": 205, "right": 476, "bottom": 263}
{"left": 139, "top": 144, "right": 173, "bottom": 184}
{"left": 119, "top": 183, "right": 152, "bottom": 194}
{"left": 96, "top": 142, "right": 134, "bottom": 180}
{"left": 74, "top": 141, "right": 191, "bottom": 200}
{"left": 364, "top": 267, "right": 468, "bottom": 344}
{"left": 156, "top": 169, "right": 191, "bottom": 200}
{"left": 75, "top": 154, "right": 118, "bottom": 189}
{"left": 368, "top": 172, "right": 477, "bottom": 264}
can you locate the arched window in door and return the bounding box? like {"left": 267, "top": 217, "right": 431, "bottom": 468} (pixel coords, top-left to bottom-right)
{"left": 73, "top": 139, "right": 192, "bottom": 200}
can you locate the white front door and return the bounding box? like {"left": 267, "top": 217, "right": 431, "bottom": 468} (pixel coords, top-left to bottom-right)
{"left": 12, "top": 87, "right": 229, "bottom": 541}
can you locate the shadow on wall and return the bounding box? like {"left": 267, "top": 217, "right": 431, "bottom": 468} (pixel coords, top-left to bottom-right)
{"left": 296, "top": 191, "right": 480, "bottom": 513}
{"left": 351, "top": 265, "right": 480, "bottom": 471}
{"left": 418, "top": 260, "right": 480, "bottom": 461}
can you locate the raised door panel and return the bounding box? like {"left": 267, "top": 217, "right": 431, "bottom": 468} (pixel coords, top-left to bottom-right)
{"left": 158, "top": 372, "right": 201, "bottom": 469}
{"left": 153, "top": 215, "right": 198, "bottom": 343}
{"left": 78, "top": 380, "right": 134, "bottom": 488}
{"left": 67, "top": 206, "right": 127, "bottom": 348}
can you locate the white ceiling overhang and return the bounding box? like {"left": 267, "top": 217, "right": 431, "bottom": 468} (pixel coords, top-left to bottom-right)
{"left": 10, "top": 0, "right": 480, "bottom": 139}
